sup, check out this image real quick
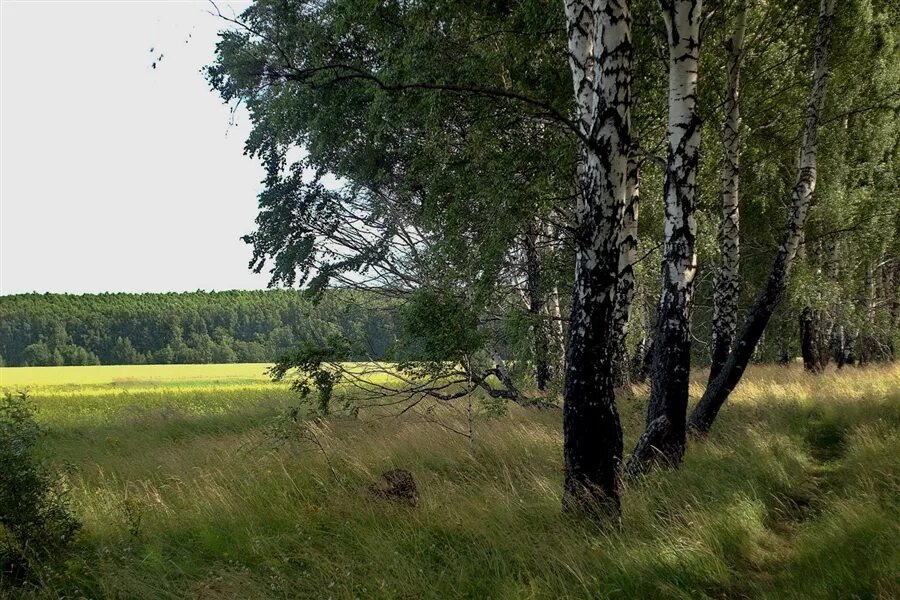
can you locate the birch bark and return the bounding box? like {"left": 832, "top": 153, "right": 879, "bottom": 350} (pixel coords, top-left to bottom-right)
{"left": 628, "top": 0, "right": 702, "bottom": 473}
{"left": 710, "top": 3, "right": 747, "bottom": 383}
{"left": 612, "top": 158, "right": 640, "bottom": 388}
{"left": 524, "top": 222, "right": 550, "bottom": 391}
{"left": 562, "top": 0, "right": 633, "bottom": 513}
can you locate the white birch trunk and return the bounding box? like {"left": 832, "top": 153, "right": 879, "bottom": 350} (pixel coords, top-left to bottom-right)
{"left": 544, "top": 221, "right": 566, "bottom": 377}
{"left": 630, "top": 0, "right": 702, "bottom": 472}
{"left": 562, "top": 0, "right": 633, "bottom": 513}
{"left": 612, "top": 157, "right": 640, "bottom": 387}
{"left": 710, "top": 2, "right": 747, "bottom": 382}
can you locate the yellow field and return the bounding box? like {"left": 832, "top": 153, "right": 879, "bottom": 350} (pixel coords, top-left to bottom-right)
{"left": 0, "top": 362, "right": 275, "bottom": 389}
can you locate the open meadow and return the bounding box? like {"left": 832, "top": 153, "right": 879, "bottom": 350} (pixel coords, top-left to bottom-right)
{"left": 1, "top": 362, "right": 898, "bottom": 599}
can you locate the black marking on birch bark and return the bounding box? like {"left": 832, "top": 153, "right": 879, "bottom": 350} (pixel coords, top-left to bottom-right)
{"left": 562, "top": 0, "right": 633, "bottom": 515}
{"left": 633, "top": 0, "right": 701, "bottom": 470}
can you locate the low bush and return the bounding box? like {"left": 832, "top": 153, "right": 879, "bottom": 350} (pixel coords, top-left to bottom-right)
{"left": 0, "top": 390, "right": 80, "bottom": 586}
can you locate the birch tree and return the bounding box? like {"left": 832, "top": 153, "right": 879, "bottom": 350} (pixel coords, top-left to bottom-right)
{"left": 561, "top": 0, "right": 633, "bottom": 513}
{"left": 612, "top": 158, "right": 640, "bottom": 388}
{"left": 689, "top": 0, "right": 838, "bottom": 435}
{"left": 628, "top": 0, "right": 702, "bottom": 473}
{"left": 709, "top": 2, "right": 747, "bottom": 383}
{"left": 523, "top": 221, "right": 551, "bottom": 391}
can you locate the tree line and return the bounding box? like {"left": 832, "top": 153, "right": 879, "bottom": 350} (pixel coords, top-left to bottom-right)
{"left": 0, "top": 290, "right": 400, "bottom": 367}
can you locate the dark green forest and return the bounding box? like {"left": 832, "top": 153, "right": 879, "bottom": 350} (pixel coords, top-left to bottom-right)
{"left": 0, "top": 290, "right": 399, "bottom": 367}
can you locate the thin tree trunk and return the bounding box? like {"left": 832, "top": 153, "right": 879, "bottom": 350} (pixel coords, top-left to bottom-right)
{"left": 689, "top": 0, "right": 837, "bottom": 435}
{"left": 562, "top": 0, "right": 632, "bottom": 515}
{"left": 612, "top": 158, "right": 641, "bottom": 388}
{"left": 546, "top": 221, "right": 567, "bottom": 380}
{"left": 628, "top": 0, "right": 702, "bottom": 474}
{"left": 832, "top": 324, "right": 847, "bottom": 368}
{"left": 858, "top": 260, "right": 878, "bottom": 363}
{"left": 710, "top": 3, "right": 746, "bottom": 383}
{"left": 548, "top": 282, "right": 566, "bottom": 377}
{"left": 631, "top": 299, "right": 654, "bottom": 383}
{"left": 633, "top": 338, "right": 654, "bottom": 383}
{"left": 524, "top": 222, "right": 550, "bottom": 391}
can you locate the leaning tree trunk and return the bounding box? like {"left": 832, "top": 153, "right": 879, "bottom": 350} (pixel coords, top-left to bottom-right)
{"left": 627, "top": 0, "right": 701, "bottom": 475}
{"left": 689, "top": 0, "right": 837, "bottom": 435}
{"left": 562, "top": 0, "right": 632, "bottom": 516}
{"left": 710, "top": 3, "right": 747, "bottom": 383}
{"left": 524, "top": 221, "right": 551, "bottom": 391}
{"left": 612, "top": 158, "right": 641, "bottom": 388}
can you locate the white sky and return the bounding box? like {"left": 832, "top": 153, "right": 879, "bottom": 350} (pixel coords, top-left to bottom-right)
{"left": 0, "top": 0, "right": 277, "bottom": 294}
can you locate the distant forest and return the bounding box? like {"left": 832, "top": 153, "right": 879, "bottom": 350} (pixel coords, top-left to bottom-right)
{"left": 0, "top": 290, "right": 399, "bottom": 367}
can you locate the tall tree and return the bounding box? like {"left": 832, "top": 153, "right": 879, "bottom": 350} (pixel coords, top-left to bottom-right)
{"left": 612, "top": 157, "right": 640, "bottom": 388}
{"left": 561, "top": 0, "right": 633, "bottom": 514}
{"left": 709, "top": 1, "right": 747, "bottom": 383}
{"left": 523, "top": 220, "right": 551, "bottom": 391}
{"left": 628, "top": 0, "right": 702, "bottom": 473}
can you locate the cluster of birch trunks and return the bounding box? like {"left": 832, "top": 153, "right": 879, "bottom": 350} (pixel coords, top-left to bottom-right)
{"left": 559, "top": 0, "right": 840, "bottom": 513}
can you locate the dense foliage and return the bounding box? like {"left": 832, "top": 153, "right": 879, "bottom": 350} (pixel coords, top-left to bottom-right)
{"left": 0, "top": 290, "right": 400, "bottom": 367}
{"left": 207, "top": 0, "right": 899, "bottom": 383}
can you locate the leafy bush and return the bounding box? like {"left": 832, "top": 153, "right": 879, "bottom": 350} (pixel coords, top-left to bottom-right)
{"left": 0, "top": 390, "right": 80, "bottom": 583}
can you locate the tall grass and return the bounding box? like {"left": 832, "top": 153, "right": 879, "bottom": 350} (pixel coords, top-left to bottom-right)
{"left": 3, "top": 363, "right": 898, "bottom": 599}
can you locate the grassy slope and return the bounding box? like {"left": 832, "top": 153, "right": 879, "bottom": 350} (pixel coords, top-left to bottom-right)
{"left": 3, "top": 364, "right": 899, "bottom": 599}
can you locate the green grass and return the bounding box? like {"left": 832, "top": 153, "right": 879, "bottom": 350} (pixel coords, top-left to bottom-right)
{"left": 2, "top": 363, "right": 899, "bottom": 599}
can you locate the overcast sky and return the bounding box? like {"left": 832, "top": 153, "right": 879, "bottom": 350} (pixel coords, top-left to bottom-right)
{"left": 0, "top": 0, "right": 276, "bottom": 295}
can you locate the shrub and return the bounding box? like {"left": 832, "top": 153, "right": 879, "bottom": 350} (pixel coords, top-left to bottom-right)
{"left": 0, "top": 390, "right": 80, "bottom": 584}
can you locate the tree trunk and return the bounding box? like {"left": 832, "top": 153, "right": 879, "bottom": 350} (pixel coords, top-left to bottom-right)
{"left": 548, "top": 282, "right": 566, "bottom": 378}
{"left": 800, "top": 307, "right": 829, "bottom": 373}
{"left": 628, "top": 0, "right": 702, "bottom": 474}
{"left": 632, "top": 338, "right": 654, "bottom": 383}
{"left": 832, "top": 324, "right": 848, "bottom": 368}
{"left": 631, "top": 300, "right": 654, "bottom": 383}
{"left": 524, "top": 222, "right": 551, "bottom": 391}
{"left": 546, "top": 221, "right": 567, "bottom": 380}
{"left": 612, "top": 158, "right": 641, "bottom": 388}
{"left": 857, "top": 260, "right": 878, "bottom": 363}
{"left": 689, "top": 0, "right": 836, "bottom": 435}
{"left": 710, "top": 3, "right": 746, "bottom": 383}
{"left": 562, "top": 0, "right": 632, "bottom": 516}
